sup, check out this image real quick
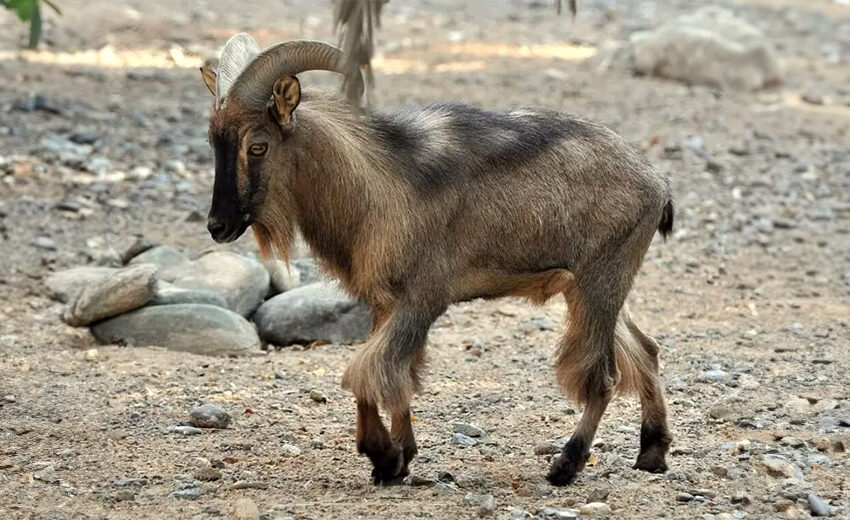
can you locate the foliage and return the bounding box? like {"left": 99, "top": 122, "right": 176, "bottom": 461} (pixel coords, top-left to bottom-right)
{"left": 2, "top": 0, "right": 61, "bottom": 49}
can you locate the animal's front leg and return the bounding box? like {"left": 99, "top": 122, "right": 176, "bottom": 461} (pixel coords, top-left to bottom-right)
{"left": 343, "top": 304, "right": 442, "bottom": 484}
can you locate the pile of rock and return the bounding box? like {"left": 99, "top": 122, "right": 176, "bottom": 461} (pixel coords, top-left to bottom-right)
{"left": 45, "top": 245, "right": 371, "bottom": 356}
{"left": 596, "top": 7, "right": 783, "bottom": 90}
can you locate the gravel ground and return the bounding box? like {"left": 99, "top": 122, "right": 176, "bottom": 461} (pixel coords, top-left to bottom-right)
{"left": 0, "top": 0, "right": 848, "bottom": 518}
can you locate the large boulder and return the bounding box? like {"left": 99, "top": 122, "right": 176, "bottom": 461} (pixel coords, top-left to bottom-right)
{"left": 128, "top": 245, "right": 191, "bottom": 282}
{"left": 169, "top": 252, "right": 270, "bottom": 316}
{"left": 91, "top": 304, "right": 261, "bottom": 356}
{"left": 253, "top": 281, "right": 371, "bottom": 346}
{"left": 149, "top": 282, "right": 229, "bottom": 308}
{"left": 45, "top": 266, "right": 118, "bottom": 303}
{"left": 629, "top": 7, "right": 782, "bottom": 90}
{"left": 63, "top": 264, "right": 158, "bottom": 326}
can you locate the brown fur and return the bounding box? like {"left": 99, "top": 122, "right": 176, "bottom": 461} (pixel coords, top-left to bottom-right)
{"left": 205, "top": 85, "right": 674, "bottom": 485}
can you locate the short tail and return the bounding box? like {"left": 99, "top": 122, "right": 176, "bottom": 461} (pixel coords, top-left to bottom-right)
{"left": 657, "top": 199, "right": 674, "bottom": 240}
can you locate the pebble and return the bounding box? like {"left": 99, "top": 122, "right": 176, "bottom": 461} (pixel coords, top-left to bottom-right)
{"left": 168, "top": 425, "right": 203, "bottom": 436}
{"left": 761, "top": 455, "right": 799, "bottom": 478}
{"left": 2, "top": 395, "right": 15, "bottom": 403}
{"left": 404, "top": 474, "right": 437, "bottom": 487}
{"left": 452, "top": 422, "right": 486, "bottom": 437}
{"left": 587, "top": 488, "right": 611, "bottom": 502}
{"left": 193, "top": 466, "right": 222, "bottom": 481}
{"left": 170, "top": 487, "right": 201, "bottom": 500}
{"left": 232, "top": 497, "right": 260, "bottom": 520}
{"left": 114, "top": 490, "right": 135, "bottom": 501}
{"left": 84, "top": 349, "right": 99, "bottom": 362}
{"left": 534, "top": 441, "right": 562, "bottom": 455}
{"left": 34, "top": 465, "right": 59, "bottom": 484}
{"left": 114, "top": 477, "right": 144, "bottom": 487}
{"left": 579, "top": 503, "right": 611, "bottom": 516}
{"left": 31, "top": 236, "right": 57, "bottom": 251}
{"left": 230, "top": 480, "right": 269, "bottom": 490}
{"left": 807, "top": 493, "right": 833, "bottom": 517}
{"left": 697, "top": 369, "right": 731, "bottom": 384}
{"left": 281, "top": 443, "right": 301, "bottom": 456}
{"left": 676, "top": 492, "right": 694, "bottom": 502}
{"left": 190, "top": 403, "right": 231, "bottom": 429}
{"left": 309, "top": 389, "right": 327, "bottom": 403}
{"left": 477, "top": 494, "right": 496, "bottom": 517}
{"left": 452, "top": 432, "right": 478, "bottom": 447}
{"left": 539, "top": 507, "right": 579, "bottom": 518}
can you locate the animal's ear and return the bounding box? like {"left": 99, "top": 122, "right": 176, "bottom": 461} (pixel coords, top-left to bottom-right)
{"left": 272, "top": 75, "right": 301, "bottom": 127}
{"left": 200, "top": 67, "right": 217, "bottom": 97}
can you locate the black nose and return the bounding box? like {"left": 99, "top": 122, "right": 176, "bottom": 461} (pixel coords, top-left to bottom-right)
{"left": 207, "top": 217, "right": 227, "bottom": 239}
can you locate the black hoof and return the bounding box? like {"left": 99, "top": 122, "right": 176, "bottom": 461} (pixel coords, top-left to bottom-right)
{"left": 366, "top": 443, "right": 407, "bottom": 485}
{"left": 546, "top": 454, "right": 585, "bottom": 486}
{"left": 633, "top": 450, "right": 668, "bottom": 473}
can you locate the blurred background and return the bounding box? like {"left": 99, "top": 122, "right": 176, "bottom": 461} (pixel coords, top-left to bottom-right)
{"left": 0, "top": 1, "right": 848, "bottom": 519}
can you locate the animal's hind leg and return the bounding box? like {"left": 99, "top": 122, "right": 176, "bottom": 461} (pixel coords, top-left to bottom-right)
{"left": 624, "top": 314, "right": 672, "bottom": 472}
{"left": 547, "top": 279, "right": 619, "bottom": 486}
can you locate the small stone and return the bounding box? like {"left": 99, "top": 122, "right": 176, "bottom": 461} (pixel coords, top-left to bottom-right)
{"left": 114, "top": 477, "right": 144, "bottom": 487}
{"left": 230, "top": 480, "right": 269, "bottom": 490}
{"left": 274, "top": 370, "right": 286, "bottom": 380}
{"left": 452, "top": 432, "right": 477, "bottom": 447}
{"left": 190, "top": 403, "right": 231, "bottom": 429}
{"left": 168, "top": 425, "right": 203, "bottom": 436}
{"left": 539, "top": 507, "right": 579, "bottom": 519}
{"left": 807, "top": 493, "right": 833, "bottom": 517}
{"left": 534, "top": 441, "right": 562, "bottom": 455}
{"left": 579, "top": 503, "right": 611, "bottom": 516}
{"left": 107, "top": 429, "right": 127, "bottom": 441}
{"left": 510, "top": 508, "right": 529, "bottom": 518}
{"left": 281, "top": 443, "right": 301, "bottom": 456}
{"left": 34, "top": 465, "right": 59, "bottom": 483}
{"left": 114, "top": 490, "right": 135, "bottom": 501}
{"left": 170, "top": 487, "right": 201, "bottom": 500}
{"left": 232, "top": 497, "right": 260, "bottom": 520}
{"left": 1, "top": 395, "right": 15, "bottom": 403}
{"left": 477, "top": 494, "right": 495, "bottom": 517}
{"left": 676, "top": 492, "right": 694, "bottom": 502}
{"left": 309, "top": 389, "right": 327, "bottom": 403}
{"left": 31, "top": 236, "right": 57, "bottom": 251}
{"left": 781, "top": 437, "right": 805, "bottom": 448}
{"left": 403, "top": 474, "right": 437, "bottom": 487}
{"left": 587, "top": 488, "right": 610, "bottom": 502}
{"left": 452, "top": 422, "right": 485, "bottom": 437}
{"left": 193, "top": 466, "right": 222, "bottom": 481}
{"left": 84, "top": 348, "right": 99, "bottom": 362}
{"left": 802, "top": 92, "right": 824, "bottom": 105}
{"left": 698, "top": 369, "right": 730, "bottom": 383}
{"left": 761, "top": 455, "right": 799, "bottom": 478}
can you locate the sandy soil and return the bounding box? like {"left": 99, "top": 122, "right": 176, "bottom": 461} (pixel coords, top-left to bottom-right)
{"left": 0, "top": 0, "right": 849, "bottom": 519}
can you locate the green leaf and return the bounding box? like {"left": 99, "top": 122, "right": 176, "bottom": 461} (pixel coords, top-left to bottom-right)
{"left": 4, "top": 0, "right": 39, "bottom": 22}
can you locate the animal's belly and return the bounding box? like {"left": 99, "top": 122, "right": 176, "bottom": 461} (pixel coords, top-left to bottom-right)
{"left": 451, "top": 268, "right": 573, "bottom": 305}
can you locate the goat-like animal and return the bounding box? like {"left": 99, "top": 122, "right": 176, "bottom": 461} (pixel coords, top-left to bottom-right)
{"left": 201, "top": 34, "right": 674, "bottom": 485}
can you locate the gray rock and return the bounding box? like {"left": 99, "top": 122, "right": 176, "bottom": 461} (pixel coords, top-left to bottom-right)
{"left": 34, "top": 465, "right": 59, "bottom": 484}
{"left": 452, "top": 432, "right": 477, "bottom": 447}
{"left": 761, "top": 455, "right": 801, "bottom": 478}
{"left": 698, "top": 369, "right": 731, "bottom": 383}
{"left": 807, "top": 493, "right": 833, "bottom": 517}
{"left": 477, "top": 494, "right": 496, "bottom": 517}
{"left": 168, "top": 425, "right": 204, "bottom": 436}
{"left": 190, "top": 403, "right": 231, "bottom": 429}
{"left": 254, "top": 281, "right": 371, "bottom": 346}
{"left": 128, "top": 246, "right": 190, "bottom": 282}
{"left": 91, "top": 304, "right": 261, "bottom": 356}
{"left": 63, "top": 264, "right": 157, "bottom": 326}
{"left": 149, "top": 282, "right": 229, "bottom": 308}
{"left": 169, "top": 252, "right": 269, "bottom": 316}
{"left": 292, "top": 257, "right": 320, "bottom": 284}
{"left": 170, "top": 487, "right": 201, "bottom": 500}
{"left": 675, "top": 492, "right": 694, "bottom": 502}
{"left": 232, "top": 497, "right": 260, "bottom": 520}
{"left": 262, "top": 257, "right": 302, "bottom": 294}
{"left": 630, "top": 7, "right": 781, "bottom": 90}
{"left": 45, "top": 266, "right": 118, "bottom": 302}
{"left": 534, "top": 441, "right": 563, "bottom": 455}
{"left": 281, "top": 443, "right": 301, "bottom": 456}
{"left": 539, "top": 507, "right": 579, "bottom": 519}
{"left": 452, "top": 422, "right": 486, "bottom": 437}
{"left": 578, "top": 503, "right": 611, "bottom": 516}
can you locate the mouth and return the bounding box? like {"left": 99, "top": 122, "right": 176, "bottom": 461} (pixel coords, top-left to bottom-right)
{"left": 210, "top": 215, "right": 252, "bottom": 243}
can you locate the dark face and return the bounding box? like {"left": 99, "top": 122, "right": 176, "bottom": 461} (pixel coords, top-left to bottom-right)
{"left": 206, "top": 112, "right": 274, "bottom": 243}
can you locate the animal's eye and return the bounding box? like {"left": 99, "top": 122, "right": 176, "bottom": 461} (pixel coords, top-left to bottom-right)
{"left": 248, "top": 143, "right": 268, "bottom": 156}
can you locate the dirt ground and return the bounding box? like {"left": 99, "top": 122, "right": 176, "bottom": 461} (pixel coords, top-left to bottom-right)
{"left": 1, "top": 0, "right": 849, "bottom": 519}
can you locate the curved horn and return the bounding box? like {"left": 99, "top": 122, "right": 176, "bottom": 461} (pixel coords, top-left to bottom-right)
{"left": 228, "top": 40, "right": 364, "bottom": 108}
